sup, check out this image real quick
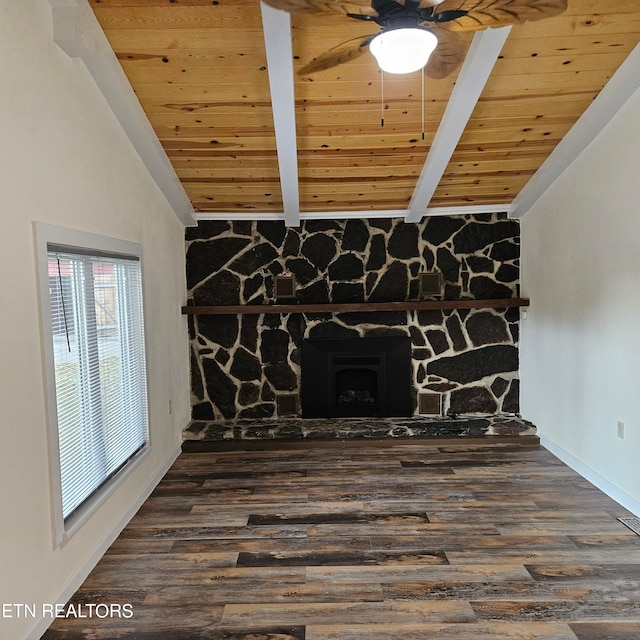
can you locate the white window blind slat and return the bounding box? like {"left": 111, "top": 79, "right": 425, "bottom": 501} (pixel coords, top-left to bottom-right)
{"left": 48, "top": 249, "right": 149, "bottom": 522}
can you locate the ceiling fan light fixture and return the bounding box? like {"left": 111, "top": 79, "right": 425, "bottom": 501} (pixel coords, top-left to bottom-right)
{"left": 370, "top": 28, "right": 438, "bottom": 74}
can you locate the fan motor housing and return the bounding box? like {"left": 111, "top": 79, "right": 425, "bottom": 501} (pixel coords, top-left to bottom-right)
{"left": 373, "top": 0, "right": 423, "bottom": 27}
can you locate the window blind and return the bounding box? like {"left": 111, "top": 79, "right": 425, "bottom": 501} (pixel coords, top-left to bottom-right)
{"left": 48, "top": 248, "right": 149, "bottom": 522}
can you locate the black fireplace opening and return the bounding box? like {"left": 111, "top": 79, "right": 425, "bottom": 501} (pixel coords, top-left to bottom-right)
{"left": 302, "top": 337, "right": 412, "bottom": 418}
{"left": 332, "top": 355, "right": 384, "bottom": 417}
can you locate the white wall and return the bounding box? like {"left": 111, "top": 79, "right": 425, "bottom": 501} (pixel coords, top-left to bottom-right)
{"left": 0, "top": 2, "right": 190, "bottom": 638}
{"left": 520, "top": 86, "right": 640, "bottom": 512}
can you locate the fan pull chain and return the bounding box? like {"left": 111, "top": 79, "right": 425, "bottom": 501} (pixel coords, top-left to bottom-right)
{"left": 421, "top": 65, "right": 425, "bottom": 141}
{"left": 380, "top": 69, "right": 385, "bottom": 128}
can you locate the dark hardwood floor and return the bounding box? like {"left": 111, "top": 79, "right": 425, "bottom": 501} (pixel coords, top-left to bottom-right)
{"left": 43, "top": 439, "right": 640, "bottom": 639}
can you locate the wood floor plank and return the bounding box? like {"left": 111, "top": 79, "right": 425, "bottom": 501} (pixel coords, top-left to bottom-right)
{"left": 380, "top": 578, "right": 636, "bottom": 601}
{"left": 305, "top": 564, "right": 534, "bottom": 583}
{"left": 306, "top": 621, "right": 578, "bottom": 639}
{"left": 42, "top": 604, "right": 225, "bottom": 637}
{"left": 92, "top": 552, "right": 239, "bottom": 570}
{"left": 569, "top": 534, "right": 640, "bottom": 548}
{"left": 307, "top": 523, "right": 502, "bottom": 536}
{"left": 446, "top": 548, "right": 640, "bottom": 565}
{"left": 124, "top": 512, "right": 250, "bottom": 526}
{"left": 43, "top": 625, "right": 305, "bottom": 640}
{"left": 191, "top": 501, "right": 370, "bottom": 517}
{"left": 570, "top": 621, "right": 640, "bottom": 639}
{"left": 526, "top": 564, "right": 640, "bottom": 581}
{"left": 383, "top": 580, "right": 548, "bottom": 601}
{"left": 170, "top": 536, "right": 374, "bottom": 554}
{"left": 81, "top": 566, "right": 307, "bottom": 589}
{"left": 367, "top": 533, "right": 578, "bottom": 552}
{"left": 247, "top": 512, "right": 430, "bottom": 526}
{"left": 472, "top": 597, "right": 640, "bottom": 621}
{"left": 142, "top": 582, "right": 384, "bottom": 605}
{"left": 43, "top": 441, "right": 640, "bottom": 639}
{"left": 104, "top": 538, "right": 175, "bottom": 554}
{"left": 220, "top": 600, "right": 477, "bottom": 625}
{"left": 497, "top": 522, "right": 630, "bottom": 535}
{"left": 119, "top": 524, "right": 309, "bottom": 540}
{"left": 236, "top": 548, "right": 449, "bottom": 567}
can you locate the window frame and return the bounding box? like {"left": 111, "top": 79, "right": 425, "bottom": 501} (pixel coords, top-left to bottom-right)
{"left": 34, "top": 223, "right": 151, "bottom": 547}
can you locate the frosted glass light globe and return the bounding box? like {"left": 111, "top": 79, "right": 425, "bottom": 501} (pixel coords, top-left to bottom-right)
{"left": 370, "top": 28, "right": 438, "bottom": 74}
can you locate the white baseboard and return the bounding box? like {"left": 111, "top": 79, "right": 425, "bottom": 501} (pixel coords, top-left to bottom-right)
{"left": 24, "top": 443, "right": 181, "bottom": 640}
{"left": 540, "top": 435, "right": 640, "bottom": 517}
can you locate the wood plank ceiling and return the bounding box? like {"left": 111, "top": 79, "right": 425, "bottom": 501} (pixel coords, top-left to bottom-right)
{"left": 89, "top": 0, "right": 640, "bottom": 223}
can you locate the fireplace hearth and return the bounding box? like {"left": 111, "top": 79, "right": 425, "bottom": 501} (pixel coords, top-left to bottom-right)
{"left": 302, "top": 337, "right": 412, "bottom": 418}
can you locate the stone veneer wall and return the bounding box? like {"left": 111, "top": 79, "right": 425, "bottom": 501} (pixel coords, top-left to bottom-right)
{"left": 185, "top": 214, "right": 521, "bottom": 421}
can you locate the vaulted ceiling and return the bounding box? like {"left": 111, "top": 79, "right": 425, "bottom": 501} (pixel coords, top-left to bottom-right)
{"left": 88, "top": 0, "right": 640, "bottom": 225}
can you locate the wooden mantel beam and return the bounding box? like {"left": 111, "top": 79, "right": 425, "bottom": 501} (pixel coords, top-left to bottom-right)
{"left": 182, "top": 298, "right": 530, "bottom": 316}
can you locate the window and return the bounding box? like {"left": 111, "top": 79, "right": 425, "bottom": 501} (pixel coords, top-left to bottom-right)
{"left": 36, "top": 226, "right": 149, "bottom": 541}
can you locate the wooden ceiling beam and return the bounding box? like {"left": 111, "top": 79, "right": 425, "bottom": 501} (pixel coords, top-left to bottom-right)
{"left": 405, "top": 26, "right": 512, "bottom": 223}
{"left": 260, "top": 1, "right": 300, "bottom": 227}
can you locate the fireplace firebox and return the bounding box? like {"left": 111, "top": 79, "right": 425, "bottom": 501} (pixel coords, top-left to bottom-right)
{"left": 301, "top": 337, "right": 412, "bottom": 418}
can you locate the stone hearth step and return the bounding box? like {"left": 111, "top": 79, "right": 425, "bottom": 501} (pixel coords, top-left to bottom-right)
{"left": 183, "top": 415, "right": 537, "bottom": 450}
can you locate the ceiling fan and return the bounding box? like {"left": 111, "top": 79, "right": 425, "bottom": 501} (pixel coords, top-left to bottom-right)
{"left": 262, "top": 0, "right": 568, "bottom": 76}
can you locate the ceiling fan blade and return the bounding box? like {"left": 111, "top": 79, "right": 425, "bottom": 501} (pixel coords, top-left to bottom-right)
{"left": 261, "top": 0, "right": 377, "bottom": 17}
{"left": 429, "top": 9, "right": 468, "bottom": 23}
{"left": 435, "top": 0, "right": 567, "bottom": 31}
{"left": 298, "top": 36, "right": 373, "bottom": 74}
{"left": 422, "top": 28, "right": 466, "bottom": 78}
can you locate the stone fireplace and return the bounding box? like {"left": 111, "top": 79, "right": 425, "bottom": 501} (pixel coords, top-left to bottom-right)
{"left": 185, "top": 214, "right": 521, "bottom": 421}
